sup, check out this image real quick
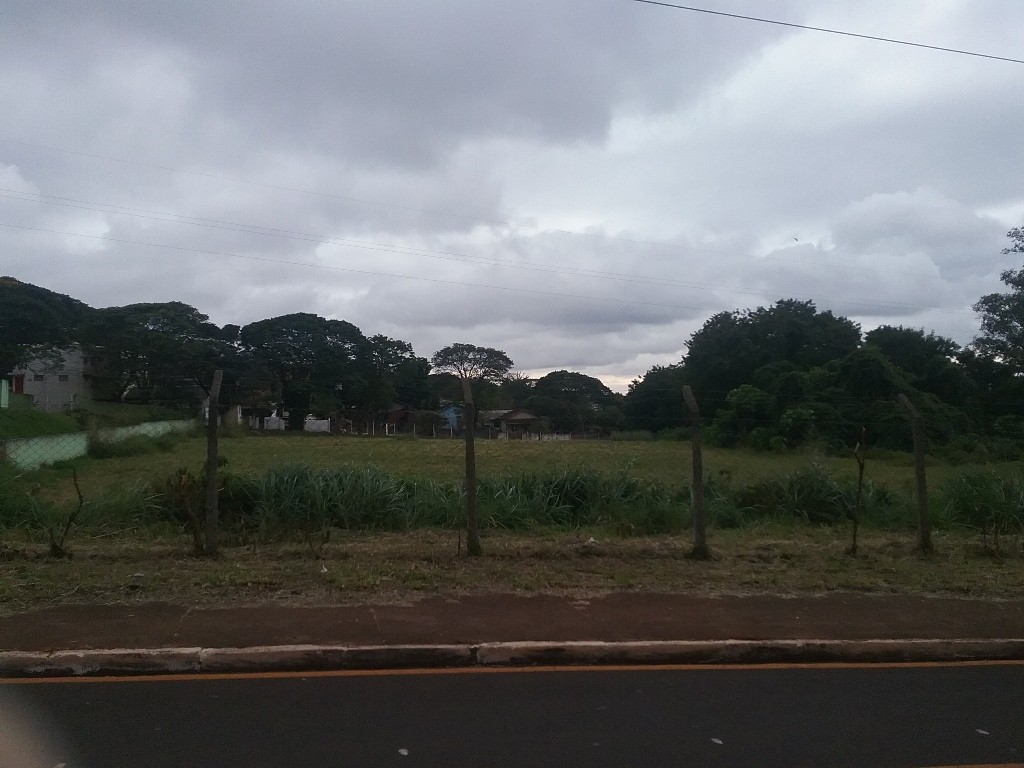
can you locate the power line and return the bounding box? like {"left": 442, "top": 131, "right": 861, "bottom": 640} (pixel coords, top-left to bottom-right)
{"left": 0, "top": 221, "right": 720, "bottom": 313}
{"left": 0, "top": 137, "right": 969, "bottom": 286}
{"left": 2, "top": 188, "right": 967, "bottom": 316}
{"left": 630, "top": 1, "right": 1024, "bottom": 65}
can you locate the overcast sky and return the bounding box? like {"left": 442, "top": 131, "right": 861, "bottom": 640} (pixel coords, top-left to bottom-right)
{"left": 2, "top": 1, "right": 1022, "bottom": 390}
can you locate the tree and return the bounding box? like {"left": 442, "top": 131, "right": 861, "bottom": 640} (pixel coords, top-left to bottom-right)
{"left": 0, "top": 277, "right": 91, "bottom": 376}
{"left": 712, "top": 384, "right": 774, "bottom": 446}
{"left": 973, "top": 226, "right": 1024, "bottom": 374}
{"left": 78, "top": 301, "right": 234, "bottom": 406}
{"left": 528, "top": 370, "right": 623, "bottom": 434}
{"left": 682, "top": 300, "right": 861, "bottom": 418}
{"left": 430, "top": 343, "right": 513, "bottom": 556}
{"left": 865, "top": 325, "right": 976, "bottom": 412}
{"left": 364, "top": 335, "right": 431, "bottom": 412}
{"left": 240, "top": 313, "right": 367, "bottom": 429}
{"left": 623, "top": 364, "right": 685, "bottom": 432}
{"left": 498, "top": 371, "right": 534, "bottom": 408}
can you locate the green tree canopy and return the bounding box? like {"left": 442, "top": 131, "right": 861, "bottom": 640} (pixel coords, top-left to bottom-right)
{"left": 682, "top": 299, "right": 861, "bottom": 417}
{"left": 240, "top": 313, "right": 367, "bottom": 427}
{"left": 430, "top": 343, "right": 513, "bottom": 386}
{"left": 78, "top": 301, "right": 234, "bottom": 404}
{"left": 528, "top": 370, "right": 623, "bottom": 433}
{"left": 624, "top": 363, "right": 685, "bottom": 432}
{"left": 865, "top": 325, "right": 976, "bottom": 411}
{"left": 0, "top": 276, "right": 92, "bottom": 374}
{"left": 972, "top": 226, "right": 1024, "bottom": 373}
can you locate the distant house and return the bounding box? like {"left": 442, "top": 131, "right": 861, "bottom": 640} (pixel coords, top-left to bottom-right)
{"left": 438, "top": 402, "right": 464, "bottom": 431}
{"left": 478, "top": 409, "right": 509, "bottom": 426}
{"left": 492, "top": 409, "right": 540, "bottom": 437}
{"left": 6, "top": 346, "right": 96, "bottom": 413}
{"left": 386, "top": 403, "right": 417, "bottom": 431}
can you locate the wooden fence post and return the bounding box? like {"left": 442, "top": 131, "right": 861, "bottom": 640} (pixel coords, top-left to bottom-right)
{"left": 204, "top": 369, "right": 224, "bottom": 557}
{"left": 461, "top": 378, "right": 482, "bottom": 556}
{"left": 683, "top": 385, "right": 709, "bottom": 559}
{"left": 898, "top": 394, "right": 932, "bottom": 554}
{"left": 849, "top": 426, "right": 866, "bottom": 556}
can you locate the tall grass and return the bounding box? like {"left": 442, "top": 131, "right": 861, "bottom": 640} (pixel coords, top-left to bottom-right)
{"left": 479, "top": 467, "right": 683, "bottom": 533}
{"left": 943, "top": 471, "right": 1024, "bottom": 543}
{"left": 7, "top": 455, "right": 1022, "bottom": 553}
{"left": 0, "top": 465, "right": 41, "bottom": 528}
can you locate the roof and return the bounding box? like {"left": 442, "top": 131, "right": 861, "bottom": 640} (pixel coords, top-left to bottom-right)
{"left": 500, "top": 410, "right": 539, "bottom": 422}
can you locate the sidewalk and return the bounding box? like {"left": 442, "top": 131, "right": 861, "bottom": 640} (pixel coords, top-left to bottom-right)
{"left": 3, "top": 593, "right": 1024, "bottom": 676}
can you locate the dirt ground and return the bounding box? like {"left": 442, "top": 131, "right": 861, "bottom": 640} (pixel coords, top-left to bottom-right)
{"left": 4, "top": 592, "right": 1024, "bottom": 652}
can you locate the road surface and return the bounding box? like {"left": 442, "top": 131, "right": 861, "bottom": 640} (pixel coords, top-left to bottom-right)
{"left": 2, "top": 663, "right": 1022, "bottom": 767}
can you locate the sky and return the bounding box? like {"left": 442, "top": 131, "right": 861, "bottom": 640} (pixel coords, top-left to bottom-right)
{"left": 2, "top": 1, "right": 1022, "bottom": 391}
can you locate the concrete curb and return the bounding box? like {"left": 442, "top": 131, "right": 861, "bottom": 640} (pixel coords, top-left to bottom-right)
{"left": 0, "top": 648, "right": 202, "bottom": 678}
{"left": 199, "top": 644, "right": 476, "bottom": 674}
{"left": 2, "top": 639, "right": 1023, "bottom": 678}
{"left": 475, "top": 639, "right": 1024, "bottom": 666}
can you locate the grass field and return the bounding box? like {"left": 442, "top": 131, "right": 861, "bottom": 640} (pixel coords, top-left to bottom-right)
{"left": 4, "top": 433, "right": 1023, "bottom": 614}
{"left": 22, "top": 432, "right": 1020, "bottom": 508}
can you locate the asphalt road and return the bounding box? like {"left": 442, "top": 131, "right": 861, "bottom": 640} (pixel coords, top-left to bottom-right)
{"left": 2, "top": 663, "right": 1022, "bottom": 768}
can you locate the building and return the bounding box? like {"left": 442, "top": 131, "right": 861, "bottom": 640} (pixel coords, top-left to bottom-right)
{"left": 6, "top": 346, "right": 96, "bottom": 413}
{"left": 488, "top": 409, "right": 540, "bottom": 438}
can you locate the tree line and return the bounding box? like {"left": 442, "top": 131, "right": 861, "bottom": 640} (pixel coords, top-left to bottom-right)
{"left": 627, "top": 226, "right": 1024, "bottom": 453}
{"left": 0, "top": 278, "right": 623, "bottom": 433}
{"left": 3, "top": 224, "right": 1023, "bottom": 444}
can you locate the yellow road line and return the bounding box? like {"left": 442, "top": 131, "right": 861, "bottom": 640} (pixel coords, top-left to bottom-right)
{"left": 4, "top": 658, "right": 1024, "bottom": 684}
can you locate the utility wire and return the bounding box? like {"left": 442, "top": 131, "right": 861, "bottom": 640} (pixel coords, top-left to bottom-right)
{"left": 0, "top": 222, "right": 719, "bottom": 313}
{"left": 630, "top": 0, "right": 1024, "bottom": 65}
{"left": 0, "top": 137, "right": 967, "bottom": 284}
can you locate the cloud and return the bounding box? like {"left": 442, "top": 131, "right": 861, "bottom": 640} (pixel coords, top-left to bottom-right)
{"left": 1, "top": 0, "right": 1022, "bottom": 392}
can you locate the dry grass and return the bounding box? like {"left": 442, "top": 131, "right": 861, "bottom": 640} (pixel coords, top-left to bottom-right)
{"left": 2, "top": 526, "right": 1020, "bottom": 616}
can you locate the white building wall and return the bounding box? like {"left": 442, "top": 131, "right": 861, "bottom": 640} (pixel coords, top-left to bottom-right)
{"left": 11, "top": 347, "right": 94, "bottom": 413}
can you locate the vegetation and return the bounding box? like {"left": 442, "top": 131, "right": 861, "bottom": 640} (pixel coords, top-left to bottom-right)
{"left": 2, "top": 527, "right": 1022, "bottom": 614}
{"left": 4, "top": 227, "right": 1024, "bottom": 610}
{"left": 0, "top": 407, "right": 78, "bottom": 439}
{"left": 431, "top": 342, "right": 515, "bottom": 556}
{"left": 4, "top": 433, "right": 1023, "bottom": 539}
{"left": 4, "top": 224, "right": 1024, "bottom": 458}
{"left": 2, "top": 432, "right": 1023, "bottom": 613}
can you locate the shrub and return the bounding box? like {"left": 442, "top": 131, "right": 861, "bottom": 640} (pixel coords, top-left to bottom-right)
{"left": 738, "top": 463, "right": 848, "bottom": 524}
{"left": 0, "top": 466, "right": 42, "bottom": 528}
{"left": 943, "top": 471, "right": 1024, "bottom": 543}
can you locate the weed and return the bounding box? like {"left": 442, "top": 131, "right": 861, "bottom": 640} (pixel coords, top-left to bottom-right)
{"left": 943, "top": 471, "right": 1024, "bottom": 555}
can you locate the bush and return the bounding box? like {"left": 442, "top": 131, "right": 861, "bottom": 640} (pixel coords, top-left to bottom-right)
{"left": 943, "top": 471, "right": 1024, "bottom": 542}
{"left": 738, "top": 463, "right": 848, "bottom": 524}
{"left": 0, "top": 465, "right": 41, "bottom": 528}
{"left": 852, "top": 481, "right": 912, "bottom": 530}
